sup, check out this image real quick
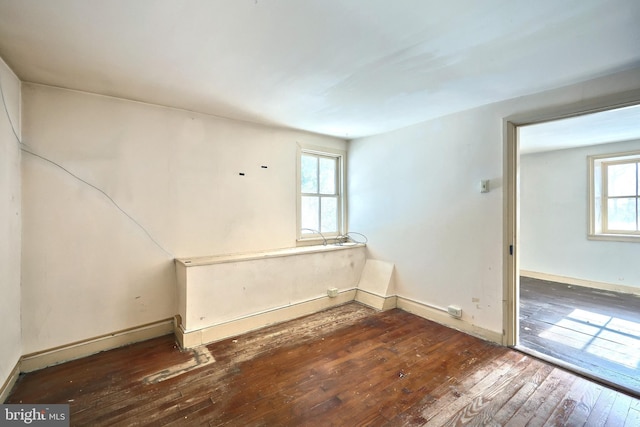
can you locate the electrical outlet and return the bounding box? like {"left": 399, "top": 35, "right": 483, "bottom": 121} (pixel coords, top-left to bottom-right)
{"left": 327, "top": 288, "right": 339, "bottom": 298}
{"left": 447, "top": 305, "right": 462, "bottom": 318}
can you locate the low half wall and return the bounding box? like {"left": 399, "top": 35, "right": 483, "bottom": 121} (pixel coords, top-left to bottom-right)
{"left": 175, "top": 244, "right": 367, "bottom": 348}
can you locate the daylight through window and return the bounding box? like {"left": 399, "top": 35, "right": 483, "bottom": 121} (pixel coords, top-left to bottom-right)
{"left": 589, "top": 151, "right": 640, "bottom": 241}
{"left": 298, "top": 147, "right": 345, "bottom": 240}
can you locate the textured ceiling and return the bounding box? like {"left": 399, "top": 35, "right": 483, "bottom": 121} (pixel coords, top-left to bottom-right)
{"left": 1, "top": 0, "right": 639, "bottom": 139}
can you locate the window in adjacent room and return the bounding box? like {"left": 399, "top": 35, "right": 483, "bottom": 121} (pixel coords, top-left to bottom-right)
{"left": 589, "top": 150, "right": 640, "bottom": 241}
{"left": 297, "top": 145, "right": 345, "bottom": 242}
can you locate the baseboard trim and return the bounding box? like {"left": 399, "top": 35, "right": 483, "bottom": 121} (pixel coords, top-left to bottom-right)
{"left": 396, "top": 297, "right": 503, "bottom": 344}
{"left": 521, "top": 270, "right": 640, "bottom": 296}
{"left": 0, "top": 360, "right": 21, "bottom": 403}
{"left": 355, "top": 289, "right": 397, "bottom": 311}
{"left": 20, "top": 318, "right": 175, "bottom": 373}
{"left": 13, "top": 290, "right": 506, "bottom": 375}
{"left": 177, "top": 289, "right": 358, "bottom": 348}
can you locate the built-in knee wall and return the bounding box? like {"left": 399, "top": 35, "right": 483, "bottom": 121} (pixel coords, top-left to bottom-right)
{"left": 175, "top": 244, "right": 368, "bottom": 348}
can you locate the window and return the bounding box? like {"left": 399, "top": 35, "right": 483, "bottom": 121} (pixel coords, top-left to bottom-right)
{"left": 297, "top": 145, "right": 345, "bottom": 241}
{"left": 589, "top": 150, "right": 640, "bottom": 241}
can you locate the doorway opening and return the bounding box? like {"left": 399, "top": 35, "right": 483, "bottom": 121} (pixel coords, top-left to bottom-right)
{"left": 505, "top": 102, "right": 640, "bottom": 397}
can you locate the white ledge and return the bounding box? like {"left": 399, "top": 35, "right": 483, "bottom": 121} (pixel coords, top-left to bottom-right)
{"left": 175, "top": 243, "right": 365, "bottom": 267}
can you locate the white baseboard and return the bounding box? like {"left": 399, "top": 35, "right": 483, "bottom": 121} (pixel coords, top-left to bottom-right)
{"left": 355, "top": 289, "right": 397, "bottom": 311}
{"left": 177, "top": 289, "right": 358, "bottom": 349}
{"left": 520, "top": 270, "right": 640, "bottom": 296}
{"left": 0, "top": 360, "right": 21, "bottom": 403}
{"left": 396, "top": 297, "right": 503, "bottom": 344}
{"left": 20, "top": 319, "right": 175, "bottom": 373}
{"left": 13, "top": 290, "right": 506, "bottom": 378}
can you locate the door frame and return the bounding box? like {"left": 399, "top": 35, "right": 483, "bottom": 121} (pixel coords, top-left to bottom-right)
{"left": 502, "top": 89, "right": 640, "bottom": 347}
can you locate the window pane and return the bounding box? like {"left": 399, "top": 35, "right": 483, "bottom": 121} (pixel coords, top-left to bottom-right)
{"left": 608, "top": 163, "right": 637, "bottom": 197}
{"left": 319, "top": 157, "right": 336, "bottom": 195}
{"left": 301, "top": 196, "right": 319, "bottom": 231}
{"left": 320, "top": 197, "right": 337, "bottom": 233}
{"left": 594, "top": 197, "right": 603, "bottom": 234}
{"left": 594, "top": 165, "right": 602, "bottom": 199}
{"left": 593, "top": 164, "right": 602, "bottom": 233}
{"left": 301, "top": 155, "right": 318, "bottom": 193}
{"left": 607, "top": 198, "right": 637, "bottom": 231}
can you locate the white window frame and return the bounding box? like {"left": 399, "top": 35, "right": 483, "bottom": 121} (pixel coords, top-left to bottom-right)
{"left": 296, "top": 144, "right": 347, "bottom": 244}
{"left": 588, "top": 150, "right": 640, "bottom": 242}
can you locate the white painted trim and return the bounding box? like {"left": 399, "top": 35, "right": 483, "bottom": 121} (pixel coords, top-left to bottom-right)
{"left": 396, "top": 297, "right": 503, "bottom": 344}
{"left": 355, "top": 289, "right": 397, "bottom": 311}
{"left": 503, "top": 91, "right": 640, "bottom": 348}
{"left": 177, "top": 290, "right": 357, "bottom": 348}
{"left": 176, "top": 243, "right": 364, "bottom": 266}
{"left": 520, "top": 270, "right": 640, "bottom": 296}
{"left": 587, "top": 233, "right": 640, "bottom": 243}
{"left": 296, "top": 143, "right": 348, "bottom": 241}
{"left": 0, "top": 360, "right": 20, "bottom": 403}
{"left": 504, "top": 89, "right": 640, "bottom": 127}
{"left": 503, "top": 120, "right": 519, "bottom": 346}
{"left": 20, "top": 319, "right": 174, "bottom": 373}
{"left": 588, "top": 150, "right": 640, "bottom": 240}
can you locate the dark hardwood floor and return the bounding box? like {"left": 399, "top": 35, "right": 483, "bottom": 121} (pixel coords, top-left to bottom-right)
{"left": 520, "top": 276, "right": 640, "bottom": 397}
{"left": 7, "top": 303, "right": 640, "bottom": 426}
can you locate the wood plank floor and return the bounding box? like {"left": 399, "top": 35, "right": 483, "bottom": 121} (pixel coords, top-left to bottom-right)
{"left": 7, "top": 303, "right": 640, "bottom": 426}
{"left": 520, "top": 276, "right": 640, "bottom": 397}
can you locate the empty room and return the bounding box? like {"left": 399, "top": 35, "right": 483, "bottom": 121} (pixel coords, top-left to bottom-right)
{"left": 518, "top": 107, "right": 640, "bottom": 397}
{"left": 1, "top": 1, "right": 640, "bottom": 425}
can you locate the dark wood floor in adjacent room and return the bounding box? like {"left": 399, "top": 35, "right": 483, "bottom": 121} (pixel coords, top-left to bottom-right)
{"left": 520, "top": 276, "right": 640, "bottom": 397}
{"left": 8, "top": 303, "right": 640, "bottom": 426}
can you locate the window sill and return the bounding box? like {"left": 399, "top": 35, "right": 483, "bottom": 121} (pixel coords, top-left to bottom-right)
{"left": 176, "top": 243, "right": 365, "bottom": 267}
{"left": 588, "top": 233, "right": 640, "bottom": 243}
{"left": 296, "top": 236, "right": 345, "bottom": 247}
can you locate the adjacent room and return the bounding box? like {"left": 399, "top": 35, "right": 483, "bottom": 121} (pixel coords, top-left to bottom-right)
{"left": 518, "top": 106, "right": 640, "bottom": 395}
{"left": 1, "top": 1, "right": 640, "bottom": 425}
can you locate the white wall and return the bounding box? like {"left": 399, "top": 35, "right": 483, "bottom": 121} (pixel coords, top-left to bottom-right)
{"left": 177, "top": 246, "right": 366, "bottom": 332}
{"left": 348, "top": 67, "right": 640, "bottom": 338}
{"left": 521, "top": 139, "right": 640, "bottom": 288}
{"left": 0, "top": 58, "right": 21, "bottom": 391}
{"left": 21, "top": 84, "right": 346, "bottom": 354}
